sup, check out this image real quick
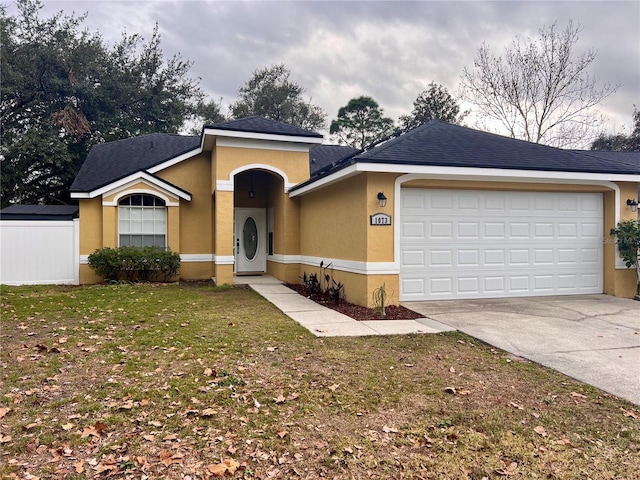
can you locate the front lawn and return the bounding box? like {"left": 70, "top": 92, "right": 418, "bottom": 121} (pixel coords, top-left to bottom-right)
{"left": 1, "top": 283, "right": 638, "bottom": 479}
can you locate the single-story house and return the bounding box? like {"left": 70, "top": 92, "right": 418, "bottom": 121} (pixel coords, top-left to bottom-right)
{"left": 70, "top": 117, "right": 640, "bottom": 306}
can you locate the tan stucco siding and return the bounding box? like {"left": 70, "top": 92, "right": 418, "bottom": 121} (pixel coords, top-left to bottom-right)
{"left": 215, "top": 146, "right": 310, "bottom": 184}
{"left": 299, "top": 174, "right": 368, "bottom": 261}
{"left": 79, "top": 197, "right": 104, "bottom": 283}
{"left": 607, "top": 182, "right": 639, "bottom": 297}
{"left": 157, "top": 154, "right": 212, "bottom": 254}
{"left": 365, "top": 173, "right": 396, "bottom": 263}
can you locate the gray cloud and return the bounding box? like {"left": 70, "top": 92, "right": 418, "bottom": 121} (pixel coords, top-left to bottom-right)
{"left": 18, "top": 0, "right": 640, "bottom": 137}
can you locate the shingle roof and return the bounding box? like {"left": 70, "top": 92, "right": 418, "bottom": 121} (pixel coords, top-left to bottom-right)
{"left": 70, "top": 133, "right": 200, "bottom": 192}
{"left": 0, "top": 204, "right": 78, "bottom": 220}
{"left": 309, "top": 144, "right": 359, "bottom": 176}
{"left": 349, "top": 120, "right": 640, "bottom": 175}
{"left": 206, "top": 116, "right": 323, "bottom": 138}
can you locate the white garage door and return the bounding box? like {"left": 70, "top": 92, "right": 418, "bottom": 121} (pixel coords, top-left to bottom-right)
{"left": 400, "top": 189, "right": 603, "bottom": 301}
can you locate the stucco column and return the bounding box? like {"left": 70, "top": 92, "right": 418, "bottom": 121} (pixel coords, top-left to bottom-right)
{"left": 102, "top": 205, "right": 117, "bottom": 248}
{"left": 214, "top": 190, "right": 234, "bottom": 285}
{"left": 167, "top": 205, "right": 180, "bottom": 252}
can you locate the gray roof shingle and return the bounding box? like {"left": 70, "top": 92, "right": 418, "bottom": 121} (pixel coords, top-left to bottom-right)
{"left": 70, "top": 133, "right": 200, "bottom": 192}
{"left": 350, "top": 120, "right": 640, "bottom": 175}
{"left": 206, "top": 116, "right": 323, "bottom": 138}
{"left": 309, "top": 144, "right": 358, "bottom": 176}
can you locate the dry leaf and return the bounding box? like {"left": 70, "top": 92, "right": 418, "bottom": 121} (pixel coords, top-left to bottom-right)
{"left": 273, "top": 394, "right": 286, "bottom": 404}
{"left": 253, "top": 398, "right": 261, "bottom": 409}
{"left": 449, "top": 366, "right": 456, "bottom": 373}
{"left": 621, "top": 408, "right": 638, "bottom": 419}
{"left": 207, "top": 458, "right": 240, "bottom": 476}
{"left": 382, "top": 425, "right": 398, "bottom": 433}
{"left": 328, "top": 384, "right": 339, "bottom": 392}
{"left": 0, "top": 407, "right": 10, "bottom": 419}
{"left": 277, "top": 430, "right": 288, "bottom": 438}
{"left": 0, "top": 434, "right": 12, "bottom": 443}
{"left": 496, "top": 461, "right": 518, "bottom": 476}
{"left": 533, "top": 425, "right": 547, "bottom": 437}
{"left": 444, "top": 387, "right": 456, "bottom": 395}
{"left": 61, "top": 423, "right": 74, "bottom": 431}
{"left": 201, "top": 408, "right": 216, "bottom": 417}
{"left": 570, "top": 391, "right": 587, "bottom": 399}
{"left": 556, "top": 436, "right": 571, "bottom": 445}
{"left": 267, "top": 347, "right": 277, "bottom": 352}
{"left": 74, "top": 459, "right": 84, "bottom": 474}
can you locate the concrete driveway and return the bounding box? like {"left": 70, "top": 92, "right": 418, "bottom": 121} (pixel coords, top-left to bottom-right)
{"left": 403, "top": 295, "right": 640, "bottom": 405}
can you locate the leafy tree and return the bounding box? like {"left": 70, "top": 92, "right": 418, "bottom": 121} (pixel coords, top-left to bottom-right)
{"left": 399, "top": 82, "right": 467, "bottom": 132}
{"left": 329, "top": 96, "right": 395, "bottom": 149}
{"left": 1, "top": 0, "right": 209, "bottom": 207}
{"left": 230, "top": 64, "right": 326, "bottom": 131}
{"left": 460, "top": 21, "right": 616, "bottom": 148}
{"left": 591, "top": 108, "right": 640, "bottom": 151}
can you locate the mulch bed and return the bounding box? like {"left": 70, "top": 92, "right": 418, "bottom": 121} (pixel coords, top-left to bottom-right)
{"left": 285, "top": 283, "right": 424, "bottom": 321}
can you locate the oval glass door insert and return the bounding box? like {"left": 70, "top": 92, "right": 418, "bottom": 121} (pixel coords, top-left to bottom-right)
{"left": 243, "top": 217, "right": 258, "bottom": 261}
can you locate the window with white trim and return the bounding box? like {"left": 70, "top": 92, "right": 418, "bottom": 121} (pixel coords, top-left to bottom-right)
{"left": 118, "top": 194, "right": 167, "bottom": 247}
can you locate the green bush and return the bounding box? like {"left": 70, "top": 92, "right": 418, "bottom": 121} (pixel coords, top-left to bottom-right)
{"left": 88, "top": 246, "right": 181, "bottom": 283}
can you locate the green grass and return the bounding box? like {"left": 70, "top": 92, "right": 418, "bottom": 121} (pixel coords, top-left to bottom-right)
{"left": 1, "top": 283, "right": 638, "bottom": 479}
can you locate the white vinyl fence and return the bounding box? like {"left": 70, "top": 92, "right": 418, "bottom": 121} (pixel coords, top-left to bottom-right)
{"left": 0, "top": 220, "right": 79, "bottom": 285}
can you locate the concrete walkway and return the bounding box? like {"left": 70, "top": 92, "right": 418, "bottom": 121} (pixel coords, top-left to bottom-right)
{"left": 235, "top": 275, "right": 453, "bottom": 337}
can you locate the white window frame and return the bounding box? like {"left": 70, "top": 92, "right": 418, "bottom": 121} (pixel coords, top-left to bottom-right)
{"left": 118, "top": 194, "right": 167, "bottom": 248}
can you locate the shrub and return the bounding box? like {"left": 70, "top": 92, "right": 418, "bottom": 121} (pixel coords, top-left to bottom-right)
{"left": 610, "top": 220, "right": 640, "bottom": 295}
{"left": 88, "top": 246, "right": 181, "bottom": 283}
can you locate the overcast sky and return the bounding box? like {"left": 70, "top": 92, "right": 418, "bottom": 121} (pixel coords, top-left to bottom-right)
{"left": 10, "top": 0, "right": 640, "bottom": 142}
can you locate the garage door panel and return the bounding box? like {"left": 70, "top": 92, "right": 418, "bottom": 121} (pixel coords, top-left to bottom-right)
{"left": 400, "top": 189, "right": 603, "bottom": 300}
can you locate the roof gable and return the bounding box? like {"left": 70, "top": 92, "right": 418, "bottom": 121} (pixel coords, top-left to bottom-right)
{"left": 71, "top": 133, "right": 200, "bottom": 193}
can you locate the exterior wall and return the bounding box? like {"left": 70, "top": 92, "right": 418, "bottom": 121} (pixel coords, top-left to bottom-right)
{"left": 216, "top": 146, "right": 310, "bottom": 185}
{"left": 79, "top": 197, "right": 104, "bottom": 283}
{"left": 608, "top": 182, "right": 639, "bottom": 297}
{"left": 295, "top": 175, "right": 638, "bottom": 306}
{"left": 298, "top": 173, "right": 399, "bottom": 307}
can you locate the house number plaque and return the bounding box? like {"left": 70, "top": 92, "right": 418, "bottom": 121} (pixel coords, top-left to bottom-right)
{"left": 370, "top": 213, "right": 392, "bottom": 226}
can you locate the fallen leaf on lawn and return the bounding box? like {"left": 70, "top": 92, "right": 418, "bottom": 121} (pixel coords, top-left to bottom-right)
{"left": 621, "top": 408, "right": 638, "bottom": 419}
{"left": 159, "top": 450, "right": 183, "bottom": 467}
{"left": 58, "top": 337, "right": 68, "bottom": 344}
{"left": 273, "top": 394, "right": 286, "bottom": 404}
{"left": 449, "top": 367, "right": 456, "bottom": 373}
{"left": 203, "top": 368, "right": 214, "bottom": 377}
{"left": 23, "top": 422, "right": 39, "bottom": 430}
{"left": 142, "top": 434, "right": 155, "bottom": 441}
{"left": 328, "top": 384, "right": 339, "bottom": 392}
{"left": 570, "top": 391, "right": 587, "bottom": 399}
{"left": 61, "top": 423, "right": 74, "bottom": 431}
{"left": 74, "top": 459, "right": 84, "bottom": 474}
{"left": 286, "top": 392, "right": 300, "bottom": 401}
{"left": 148, "top": 420, "right": 163, "bottom": 427}
{"left": 0, "top": 407, "right": 10, "bottom": 419}
{"left": 0, "top": 434, "right": 12, "bottom": 443}
{"left": 509, "top": 402, "right": 524, "bottom": 410}
{"left": 444, "top": 387, "right": 456, "bottom": 395}
{"left": 556, "top": 436, "right": 572, "bottom": 445}
{"left": 140, "top": 398, "right": 150, "bottom": 406}
{"left": 207, "top": 458, "right": 240, "bottom": 476}
{"left": 201, "top": 408, "right": 217, "bottom": 417}
{"left": 534, "top": 425, "right": 547, "bottom": 437}
{"left": 496, "top": 461, "right": 518, "bottom": 476}
{"left": 277, "top": 430, "right": 288, "bottom": 438}
{"left": 457, "top": 389, "right": 471, "bottom": 396}
{"left": 267, "top": 347, "right": 277, "bottom": 352}
{"left": 253, "top": 398, "right": 261, "bottom": 409}
{"left": 382, "top": 425, "right": 398, "bottom": 433}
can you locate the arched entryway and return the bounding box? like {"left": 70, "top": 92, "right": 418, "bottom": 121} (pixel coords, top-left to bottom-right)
{"left": 233, "top": 169, "right": 285, "bottom": 274}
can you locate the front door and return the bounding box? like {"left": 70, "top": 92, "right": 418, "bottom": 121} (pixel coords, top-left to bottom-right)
{"left": 234, "top": 208, "right": 267, "bottom": 274}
